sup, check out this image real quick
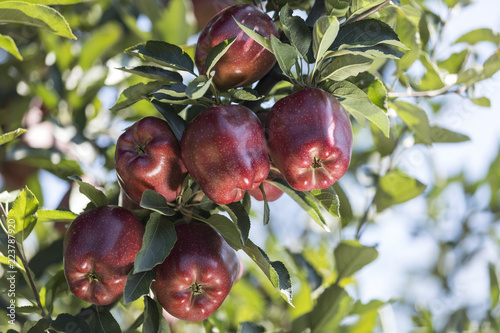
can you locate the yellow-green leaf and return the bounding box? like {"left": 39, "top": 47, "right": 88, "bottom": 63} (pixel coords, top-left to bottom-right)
{"left": 0, "top": 34, "right": 22, "bottom": 60}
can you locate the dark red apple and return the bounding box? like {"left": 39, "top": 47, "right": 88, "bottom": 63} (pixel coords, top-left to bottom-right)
{"left": 180, "top": 105, "right": 270, "bottom": 204}
{"left": 63, "top": 206, "right": 145, "bottom": 306}
{"left": 247, "top": 170, "right": 284, "bottom": 202}
{"left": 153, "top": 222, "right": 240, "bottom": 322}
{"left": 115, "top": 116, "right": 187, "bottom": 203}
{"left": 195, "top": 4, "right": 279, "bottom": 90}
{"left": 267, "top": 88, "right": 353, "bottom": 191}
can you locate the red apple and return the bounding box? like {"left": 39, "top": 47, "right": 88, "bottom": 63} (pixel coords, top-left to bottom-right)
{"left": 195, "top": 4, "right": 279, "bottom": 90}
{"left": 180, "top": 105, "right": 270, "bottom": 204}
{"left": 153, "top": 222, "right": 240, "bottom": 322}
{"left": 267, "top": 88, "right": 353, "bottom": 191}
{"left": 247, "top": 170, "right": 284, "bottom": 202}
{"left": 192, "top": 0, "right": 236, "bottom": 30}
{"left": 115, "top": 116, "right": 187, "bottom": 203}
{"left": 63, "top": 206, "right": 145, "bottom": 306}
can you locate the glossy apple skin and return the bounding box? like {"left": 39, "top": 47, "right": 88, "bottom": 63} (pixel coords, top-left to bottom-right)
{"left": 267, "top": 88, "right": 353, "bottom": 191}
{"left": 153, "top": 222, "right": 240, "bottom": 322}
{"left": 181, "top": 105, "right": 270, "bottom": 204}
{"left": 195, "top": 4, "right": 279, "bottom": 90}
{"left": 115, "top": 116, "right": 187, "bottom": 203}
{"left": 247, "top": 170, "right": 284, "bottom": 202}
{"left": 63, "top": 206, "right": 145, "bottom": 306}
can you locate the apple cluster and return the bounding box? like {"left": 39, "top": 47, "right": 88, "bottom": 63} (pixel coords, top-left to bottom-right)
{"left": 63, "top": 3, "right": 353, "bottom": 323}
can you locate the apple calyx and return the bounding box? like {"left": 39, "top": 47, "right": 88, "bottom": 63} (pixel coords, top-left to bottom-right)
{"left": 87, "top": 270, "right": 99, "bottom": 282}
{"left": 312, "top": 157, "right": 322, "bottom": 169}
{"left": 191, "top": 282, "right": 203, "bottom": 295}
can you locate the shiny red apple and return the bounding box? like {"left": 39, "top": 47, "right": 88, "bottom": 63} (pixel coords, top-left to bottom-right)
{"left": 267, "top": 88, "right": 353, "bottom": 191}
{"left": 63, "top": 206, "right": 145, "bottom": 306}
{"left": 114, "top": 116, "right": 187, "bottom": 203}
{"left": 180, "top": 105, "right": 270, "bottom": 204}
{"left": 195, "top": 4, "right": 279, "bottom": 90}
{"left": 153, "top": 222, "right": 240, "bottom": 322}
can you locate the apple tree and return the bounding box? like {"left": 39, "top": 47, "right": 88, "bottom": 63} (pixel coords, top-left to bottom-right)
{"left": 1, "top": 0, "right": 500, "bottom": 332}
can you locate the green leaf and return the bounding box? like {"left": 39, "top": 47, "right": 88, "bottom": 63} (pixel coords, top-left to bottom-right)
{"left": 271, "top": 35, "right": 298, "bottom": 77}
{"left": 205, "top": 37, "right": 237, "bottom": 77}
{"left": 371, "top": 122, "right": 397, "bottom": 156}
{"left": 143, "top": 296, "right": 162, "bottom": 333}
{"left": 29, "top": 239, "right": 63, "bottom": 278}
{"left": 7, "top": 187, "right": 39, "bottom": 241}
{"left": 37, "top": 209, "right": 77, "bottom": 222}
{"left": 267, "top": 178, "right": 328, "bottom": 230}
{"left": 110, "top": 81, "right": 163, "bottom": 112}
{"left": 51, "top": 314, "right": 90, "bottom": 333}
{"left": 330, "top": 19, "right": 401, "bottom": 51}
{"left": 470, "top": 97, "right": 491, "bottom": 107}
{"left": 313, "top": 16, "right": 340, "bottom": 61}
{"left": 392, "top": 101, "right": 432, "bottom": 145}
{"left": 366, "top": 78, "right": 388, "bottom": 111}
{"left": 239, "top": 322, "right": 266, "bottom": 333}
{"left": 229, "top": 88, "right": 264, "bottom": 101}
{"left": 326, "top": 81, "right": 389, "bottom": 136}
{"left": 259, "top": 183, "right": 270, "bottom": 226}
{"left": 44, "top": 270, "right": 69, "bottom": 315}
{"left": 155, "top": 0, "right": 194, "bottom": 45}
{"left": 139, "top": 190, "right": 176, "bottom": 216}
{"left": 291, "top": 284, "right": 352, "bottom": 333}
{"left": 186, "top": 75, "right": 213, "bottom": 100}
{"left": 392, "top": 5, "right": 421, "bottom": 71}
{"left": 438, "top": 50, "right": 469, "bottom": 74}
{"left": 349, "top": 0, "right": 387, "bottom": 17}
{"left": 79, "top": 22, "right": 122, "bottom": 70}
{"left": 26, "top": 317, "right": 52, "bottom": 333}
{"left": 321, "top": 55, "right": 373, "bottom": 81}
{"left": 483, "top": 49, "right": 500, "bottom": 79}
{"left": 0, "top": 2, "right": 75, "bottom": 39}
{"left": 279, "top": 4, "right": 313, "bottom": 62}
{"left": 325, "top": 0, "right": 350, "bottom": 17}
{"left": 331, "top": 43, "right": 405, "bottom": 59}
{"left": 0, "top": 34, "right": 22, "bottom": 60}
{"left": 118, "top": 66, "right": 183, "bottom": 82}
{"left": 242, "top": 239, "right": 293, "bottom": 305}
{"left": 68, "top": 175, "right": 109, "bottom": 208}
{"left": 308, "top": 187, "right": 340, "bottom": 218}
{"left": 0, "top": 0, "right": 86, "bottom": 4}
{"left": 489, "top": 263, "right": 499, "bottom": 309}
{"left": 125, "top": 41, "right": 195, "bottom": 73}
{"left": 417, "top": 53, "right": 445, "bottom": 90}
{"left": 234, "top": 19, "right": 273, "bottom": 52}
{"left": 333, "top": 183, "right": 353, "bottom": 225}
{"left": 335, "top": 241, "right": 378, "bottom": 279}
{"left": 0, "top": 128, "right": 27, "bottom": 146}
{"left": 124, "top": 270, "right": 156, "bottom": 304}
{"left": 373, "top": 169, "right": 426, "bottom": 212}
{"left": 88, "top": 307, "right": 121, "bottom": 333}
{"left": 222, "top": 202, "right": 250, "bottom": 245}
{"left": 152, "top": 83, "right": 191, "bottom": 105}
{"left": 134, "top": 212, "right": 177, "bottom": 273}
{"left": 152, "top": 101, "right": 187, "bottom": 143}
{"left": 205, "top": 214, "right": 243, "bottom": 250}
{"left": 455, "top": 28, "right": 500, "bottom": 45}
{"left": 423, "top": 126, "right": 470, "bottom": 144}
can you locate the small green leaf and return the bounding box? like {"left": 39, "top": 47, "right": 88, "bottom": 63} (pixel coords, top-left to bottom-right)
{"left": 152, "top": 101, "right": 187, "bottom": 143}
{"left": 152, "top": 83, "right": 191, "bottom": 105}
{"left": 51, "top": 314, "right": 90, "bottom": 333}
{"left": 424, "top": 126, "right": 470, "bottom": 144}
{"left": 335, "top": 241, "right": 378, "bottom": 279}
{"left": 0, "top": 2, "right": 76, "bottom": 39}
{"left": 279, "top": 4, "right": 313, "bottom": 62}
{"left": 134, "top": 213, "right": 177, "bottom": 273}
{"left": 313, "top": 16, "right": 340, "bottom": 61}
{"left": 222, "top": 202, "right": 250, "bottom": 245}
{"left": 37, "top": 209, "right": 77, "bottom": 222}
{"left": 417, "top": 53, "right": 445, "bottom": 90}
{"left": 143, "top": 296, "right": 162, "bottom": 333}
{"left": 308, "top": 186, "right": 340, "bottom": 218}
{"left": 325, "top": 0, "right": 350, "bottom": 17}
{"left": 186, "top": 75, "right": 213, "bottom": 100}
{"left": 321, "top": 55, "right": 373, "bottom": 81}
{"left": 229, "top": 88, "right": 264, "bottom": 101}
{"left": 0, "top": 34, "right": 22, "bottom": 60}
{"left": 259, "top": 183, "right": 270, "bottom": 226}
{"left": 349, "top": 0, "right": 387, "bottom": 17}
{"left": 470, "top": 97, "right": 491, "bottom": 107}
{"left": 267, "top": 178, "right": 328, "bottom": 230}
{"left": 438, "top": 50, "right": 469, "bottom": 74}
{"left": 330, "top": 19, "right": 401, "bottom": 51}
{"left": 234, "top": 19, "right": 273, "bottom": 52}
{"left": 88, "top": 307, "right": 121, "bottom": 333}
{"left": 0, "top": 128, "right": 27, "bottom": 146}
{"left": 124, "top": 270, "right": 156, "bottom": 304}
{"left": 392, "top": 101, "right": 432, "bottom": 145}
{"left": 110, "top": 81, "right": 163, "bottom": 112}
{"left": 489, "top": 263, "right": 499, "bottom": 309}
{"left": 242, "top": 239, "right": 293, "bottom": 305}
{"left": 271, "top": 34, "right": 298, "bottom": 77}
{"left": 139, "top": 190, "right": 176, "bottom": 216}
{"left": 68, "top": 175, "right": 108, "bottom": 208}
{"left": 455, "top": 28, "right": 500, "bottom": 46}
{"left": 373, "top": 169, "right": 426, "bottom": 212}
{"left": 118, "top": 66, "right": 183, "bottom": 82}
{"left": 8, "top": 187, "right": 39, "bottom": 241}
{"left": 205, "top": 37, "right": 237, "bottom": 76}
{"left": 125, "top": 41, "right": 195, "bottom": 73}
{"left": 371, "top": 122, "right": 397, "bottom": 156}
{"left": 205, "top": 214, "right": 243, "bottom": 250}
